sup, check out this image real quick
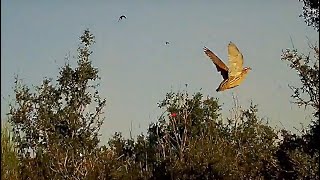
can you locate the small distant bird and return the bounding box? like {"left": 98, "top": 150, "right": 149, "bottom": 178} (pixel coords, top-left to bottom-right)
{"left": 165, "top": 41, "right": 170, "bottom": 45}
{"left": 203, "top": 42, "right": 252, "bottom": 92}
{"left": 118, "top": 15, "right": 127, "bottom": 22}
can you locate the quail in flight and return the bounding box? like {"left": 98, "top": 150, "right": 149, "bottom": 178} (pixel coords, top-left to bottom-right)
{"left": 203, "top": 42, "right": 251, "bottom": 92}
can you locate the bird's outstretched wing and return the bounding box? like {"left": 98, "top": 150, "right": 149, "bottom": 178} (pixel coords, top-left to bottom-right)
{"left": 227, "top": 42, "right": 243, "bottom": 77}
{"left": 118, "top": 15, "right": 126, "bottom": 22}
{"left": 203, "top": 47, "right": 229, "bottom": 80}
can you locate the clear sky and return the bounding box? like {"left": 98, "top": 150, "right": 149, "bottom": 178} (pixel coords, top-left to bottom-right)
{"left": 1, "top": 1, "right": 318, "bottom": 144}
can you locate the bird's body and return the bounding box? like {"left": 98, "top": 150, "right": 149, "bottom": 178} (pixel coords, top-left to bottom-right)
{"left": 203, "top": 42, "right": 251, "bottom": 92}
{"left": 216, "top": 67, "right": 251, "bottom": 91}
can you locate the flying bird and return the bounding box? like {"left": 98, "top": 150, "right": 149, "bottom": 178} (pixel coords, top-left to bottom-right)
{"left": 203, "top": 42, "right": 251, "bottom": 92}
{"left": 165, "top": 41, "right": 170, "bottom": 45}
{"left": 118, "top": 15, "right": 127, "bottom": 22}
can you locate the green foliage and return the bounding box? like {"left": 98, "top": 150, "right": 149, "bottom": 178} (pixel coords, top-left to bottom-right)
{"left": 277, "top": 3, "right": 319, "bottom": 178}
{"left": 105, "top": 89, "right": 318, "bottom": 179}
{"left": 279, "top": 14, "right": 319, "bottom": 179}
{"left": 105, "top": 91, "right": 283, "bottom": 179}
{"left": 8, "top": 29, "right": 107, "bottom": 179}
{"left": 275, "top": 130, "right": 319, "bottom": 179}
{"left": 1, "top": 122, "right": 19, "bottom": 180}
{"left": 281, "top": 42, "right": 319, "bottom": 117}
{"left": 299, "top": 0, "right": 319, "bottom": 31}
{"left": 156, "top": 93, "right": 280, "bottom": 179}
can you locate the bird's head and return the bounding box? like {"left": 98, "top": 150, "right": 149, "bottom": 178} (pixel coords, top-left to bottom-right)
{"left": 243, "top": 67, "right": 252, "bottom": 73}
{"left": 242, "top": 67, "right": 252, "bottom": 77}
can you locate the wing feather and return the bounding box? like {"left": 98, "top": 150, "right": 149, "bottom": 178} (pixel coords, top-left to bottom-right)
{"left": 227, "top": 42, "right": 243, "bottom": 77}
{"left": 203, "top": 47, "right": 229, "bottom": 80}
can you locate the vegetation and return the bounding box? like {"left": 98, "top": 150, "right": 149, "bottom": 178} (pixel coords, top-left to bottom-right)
{"left": 278, "top": 32, "right": 319, "bottom": 180}
{"left": 1, "top": 123, "right": 19, "bottom": 180}
{"left": 299, "top": 0, "right": 319, "bottom": 31}
{"left": 7, "top": 29, "right": 106, "bottom": 180}
{"left": 2, "top": 1, "right": 319, "bottom": 179}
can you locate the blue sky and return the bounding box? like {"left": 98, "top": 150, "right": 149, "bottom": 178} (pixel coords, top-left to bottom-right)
{"left": 1, "top": 1, "right": 318, "bottom": 144}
